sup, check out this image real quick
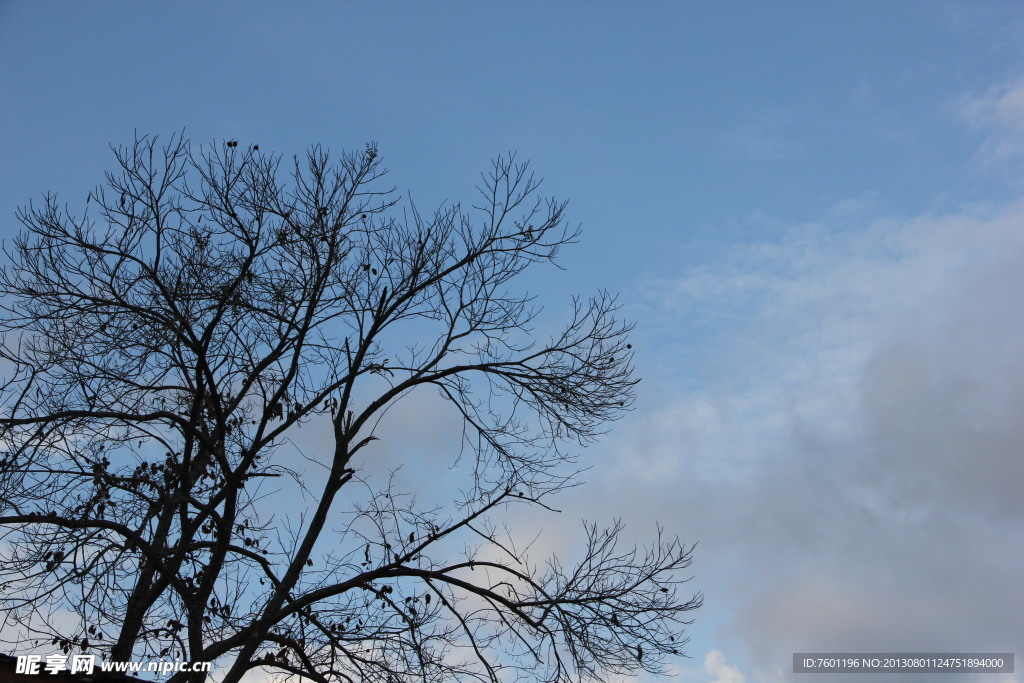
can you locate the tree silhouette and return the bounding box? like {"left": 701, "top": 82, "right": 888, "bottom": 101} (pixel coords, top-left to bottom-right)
{"left": 0, "top": 133, "right": 700, "bottom": 683}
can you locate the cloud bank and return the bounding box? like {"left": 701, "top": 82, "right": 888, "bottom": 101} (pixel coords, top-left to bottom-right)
{"left": 600, "top": 195, "right": 1024, "bottom": 682}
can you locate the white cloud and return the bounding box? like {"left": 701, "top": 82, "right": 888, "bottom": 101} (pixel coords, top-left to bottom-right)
{"left": 596, "top": 198, "right": 1024, "bottom": 682}
{"left": 703, "top": 650, "right": 747, "bottom": 683}
{"left": 958, "top": 78, "right": 1024, "bottom": 172}
{"left": 677, "top": 650, "right": 747, "bottom": 683}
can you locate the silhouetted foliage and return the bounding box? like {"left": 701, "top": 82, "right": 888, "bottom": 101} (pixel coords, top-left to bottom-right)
{"left": 0, "top": 133, "right": 700, "bottom": 683}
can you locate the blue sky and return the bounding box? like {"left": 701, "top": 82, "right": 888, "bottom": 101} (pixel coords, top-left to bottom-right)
{"left": 2, "top": 2, "right": 1023, "bottom": 681}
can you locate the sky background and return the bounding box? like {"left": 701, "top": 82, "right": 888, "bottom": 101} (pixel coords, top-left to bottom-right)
{"left": 2, "top": 2, "right": 1023, "bottom": 681}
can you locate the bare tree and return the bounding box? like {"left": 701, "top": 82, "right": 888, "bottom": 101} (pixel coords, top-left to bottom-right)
{"left": 0, "top": 133, "right": 700, "bottom": 683}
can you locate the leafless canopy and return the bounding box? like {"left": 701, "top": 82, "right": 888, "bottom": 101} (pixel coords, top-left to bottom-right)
{"left": 0, "top": 134, "right": 700, "bottom": 683}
